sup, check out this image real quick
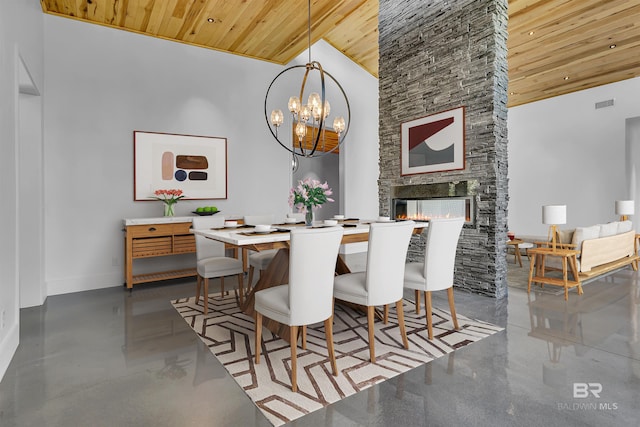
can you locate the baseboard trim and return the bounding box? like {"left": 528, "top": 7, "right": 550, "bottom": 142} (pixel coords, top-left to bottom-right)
{"left": 0, "top": 323, "right": 19, "bottom": 383}
{"left": 46, "top": 272, "right": 122, "bottom": 296}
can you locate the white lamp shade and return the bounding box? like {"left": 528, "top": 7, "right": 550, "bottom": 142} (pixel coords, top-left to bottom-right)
{"left": 542, "top": 205, "right": 567, "bottom": 225}
{"left": 615, "top": 200, "right": 634, "bottom": 216}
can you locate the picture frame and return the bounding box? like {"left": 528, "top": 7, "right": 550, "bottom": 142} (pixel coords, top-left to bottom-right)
{"left": 401, "top": 106, "right": 465, "bottom": 176}
{"left": 134, "top": 131, "right": 228, "bottom": 200}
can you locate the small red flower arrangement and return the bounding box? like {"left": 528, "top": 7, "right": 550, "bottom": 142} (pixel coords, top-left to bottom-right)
{"left": 153, "top": 189, "right": 185, "bottom": 216}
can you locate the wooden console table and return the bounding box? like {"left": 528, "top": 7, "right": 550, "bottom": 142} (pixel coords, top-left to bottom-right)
{"left": 124, "top": 217, "right": 197, "bottom": 289}
{"left": 527, "top": 247, "right": 582, "bottom": 301}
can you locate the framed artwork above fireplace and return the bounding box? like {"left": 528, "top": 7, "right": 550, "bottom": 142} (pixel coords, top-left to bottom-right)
{"left": 400, "top": 106, "right": 465, "bottom": 176}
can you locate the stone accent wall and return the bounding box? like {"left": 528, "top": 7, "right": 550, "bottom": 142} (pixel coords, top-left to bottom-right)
{"left": 378, "top": 0, "right": 509, "bottom": 298}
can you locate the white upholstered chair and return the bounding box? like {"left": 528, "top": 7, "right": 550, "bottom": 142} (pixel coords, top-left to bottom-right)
{"left": 244, "top": 215, "right": 277, "bottom": 289}
{"left": 404, "top": 217, "right": 464, "bottom": 340}
{"left": 192, "top": 216, "right": 244, "bottom": 315}
{"left": 287, "top": 212, "right": 305, "bottom": 222}
{"left": 254, "top": 226, "right": 344, "bottom": 392}
{"left": 333, "top": 220, "right": 415, "bottom": 363}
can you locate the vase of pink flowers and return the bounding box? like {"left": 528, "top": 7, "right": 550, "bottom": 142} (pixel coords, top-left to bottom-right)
{"left": 288, "top": 178, "right": 334, "bottom": 226}
{"left": 153, "top": 189, "right": 185, "bottom": 217}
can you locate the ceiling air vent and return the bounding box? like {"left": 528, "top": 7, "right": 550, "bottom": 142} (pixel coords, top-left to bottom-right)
{"left": 595, "top": 99, "right": 615, "bottom": 109}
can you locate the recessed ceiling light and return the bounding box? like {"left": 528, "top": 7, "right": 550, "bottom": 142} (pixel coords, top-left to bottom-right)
{"left": 564, "top": 76, "right": 570, "bottom": 80}
{"left": 509, "top": 92, "right": 515, "bottom": 95}
{"left": 207, "top": 17, "right": 215, "bottom": 23}
{"left": 528, "top": 31, "right": 534, "bottom": 36}
{"left": 609, "top": 44, "right": 617, "bottom": 49}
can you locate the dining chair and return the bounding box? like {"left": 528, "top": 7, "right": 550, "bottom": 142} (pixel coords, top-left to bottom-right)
{"left": 243, "top": 215, "right": 277, "bottom": 290}
{"left": 254, "top": 226, "right": 344, "bottom": 392}
{"left": 333, "top": 220, "right": 415, "bottom": 363}
{"left": 404, "top": 217, "right": 464, "bottom": 340}
{"left": 192, "top": 216, "right": 244, "bottom": 315}
{"left": 287, "top": 212, "right": 305, "bottom": 222}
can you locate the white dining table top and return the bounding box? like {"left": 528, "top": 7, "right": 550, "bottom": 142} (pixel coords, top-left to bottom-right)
{"left": 191, "top": 221, "right": 428, "bottom": 246}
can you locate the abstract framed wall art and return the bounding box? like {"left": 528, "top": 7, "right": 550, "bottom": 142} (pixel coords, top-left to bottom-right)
{"left": 400, "top": 106, "right": 466, "bottom": 176}
{"left": 134, "top": 131, "right": 227, "bottom": 200}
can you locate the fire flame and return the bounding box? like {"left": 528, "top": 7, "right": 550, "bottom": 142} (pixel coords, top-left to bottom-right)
{"left": 396, "top": 213, "right": 466, "bottom": 221}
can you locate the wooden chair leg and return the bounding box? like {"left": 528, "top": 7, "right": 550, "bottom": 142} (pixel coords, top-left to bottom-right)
{"left": 425, "top": 291, "right": 433, "bottom": 340}
{"left": 290, "top": 325, "right": 298, "bottom": 392}
{"left": 301, "top": 325, "right": 307, "bottom": 350}
{"left": 324, "top": 316, "right": 338, "bottom": 376}
{"left": 414, "top": 290, "right": 420, "bottom": 314}
{"left": 367, "top": 306, "right": 376, "bottom": 363}
{"left": 220, "top": 276, "right": 226, "bottom": 298}
{"left": 255, "top": 312, "right": 262, "bottom": 363}
{"left": 247, "top": 266, "right": 255, "bottom": 290}
{"left": 383, "top": 305, "right": 389, "bottom": 324}
{"left": 447, "top": 287, "right": 459, "bottom": 330}
{"left": 203, "top": 277, "right": 209, "bottom": 315}
{"left": 237, "top": 274, "right": 244, "bottom": 306}
{"left": 396, "top": 299, "right": 409, "bottom": 349}
{"left": 195, "top": 275, "right": 202, "bottom": 304}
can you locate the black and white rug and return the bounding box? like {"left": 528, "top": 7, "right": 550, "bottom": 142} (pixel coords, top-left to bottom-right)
{"left": 172, "top": 294, "right": 503, "bottom": 426}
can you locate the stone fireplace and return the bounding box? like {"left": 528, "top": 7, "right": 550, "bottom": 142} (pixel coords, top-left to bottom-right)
{"left": 378, "top": 0, "right": 509, "bottom": 299}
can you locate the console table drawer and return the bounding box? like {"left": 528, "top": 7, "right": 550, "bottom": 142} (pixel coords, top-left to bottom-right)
{"left": 128, "top": 223, "right": 175, "bottom": 238}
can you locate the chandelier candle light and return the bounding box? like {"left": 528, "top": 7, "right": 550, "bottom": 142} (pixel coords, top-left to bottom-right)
{"left": 289, "top": 178, "right": 334, "bottom": 226}
{"left": 153, "top": 189, "right": 185, "bottom": 217}
{"left": 264, "top": 0, "right": 350, "bottom": 160}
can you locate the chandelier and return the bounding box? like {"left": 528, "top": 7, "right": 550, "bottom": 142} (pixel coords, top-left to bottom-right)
{"left": 264, "top": 0, "right": 350, "bottom": 159}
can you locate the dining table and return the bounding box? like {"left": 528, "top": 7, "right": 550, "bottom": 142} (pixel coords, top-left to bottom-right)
{"left": 192, "top": 219, "right": 428, "bottom": 342}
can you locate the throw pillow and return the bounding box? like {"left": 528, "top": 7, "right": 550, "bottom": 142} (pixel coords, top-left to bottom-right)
{"left": 571, "top": 225, "right": 601, "bottom": 257}
{"left": 599, "top": 222, "right": 619, "bottom": 237}
{"left": 556, "top": 228, "right": 575, "bottom": 244}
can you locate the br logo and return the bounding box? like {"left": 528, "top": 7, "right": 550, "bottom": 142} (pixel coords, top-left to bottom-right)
{"left": 573, "top": 383, "right": 602, "bottom": 398}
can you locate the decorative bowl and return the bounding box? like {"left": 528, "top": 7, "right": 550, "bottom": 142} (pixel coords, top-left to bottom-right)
{"left": 192, "top": 210, "right": 220, "bottom": 216}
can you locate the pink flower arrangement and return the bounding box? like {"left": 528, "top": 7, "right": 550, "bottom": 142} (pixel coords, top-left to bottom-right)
{"left": 153, "top": 189, "right": 185, "bottom": 206}
{"left": 288, "top": 178, "right": 334, "bottom": 213}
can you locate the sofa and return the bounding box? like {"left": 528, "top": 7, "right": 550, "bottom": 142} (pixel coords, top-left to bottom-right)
{"left": 542, "top": 220, "right": 638, "bottom": 278}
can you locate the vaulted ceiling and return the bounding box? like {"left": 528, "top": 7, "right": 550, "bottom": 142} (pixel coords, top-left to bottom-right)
{"left": 40, "top": 0, "right": 640, "bottom": 107}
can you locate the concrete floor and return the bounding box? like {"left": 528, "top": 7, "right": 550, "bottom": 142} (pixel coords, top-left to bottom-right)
{"left": 1, "top": 255, "right": 639, "bottom": 426}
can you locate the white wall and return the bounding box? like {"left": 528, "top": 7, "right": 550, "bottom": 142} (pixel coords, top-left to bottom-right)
{"left": 43, "top": 18, "right": 378, "bottom": 295}
{"left": 308, "top": 42, "right": 380, "bottom": 221}
{"left": 0, "top": 0, "right": 44, "bottom": 381}
{"left": 508, "top": 76, "right": 640, "bottom": 237}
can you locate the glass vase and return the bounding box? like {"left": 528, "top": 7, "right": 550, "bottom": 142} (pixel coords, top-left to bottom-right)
{"left": 164, "top": 203, "right": 176, "bottom": 217}
{"left": 305, "top": 209, "right": 314, "bottom": 226}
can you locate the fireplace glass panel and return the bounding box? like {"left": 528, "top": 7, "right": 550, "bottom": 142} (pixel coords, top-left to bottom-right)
{"left": 393, "top": 197, "right": 473, "bottom": 224}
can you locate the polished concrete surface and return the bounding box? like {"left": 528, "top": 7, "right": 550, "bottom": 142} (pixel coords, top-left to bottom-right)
{"left": 1, "top": 255, "right": 639, "bottom": 426}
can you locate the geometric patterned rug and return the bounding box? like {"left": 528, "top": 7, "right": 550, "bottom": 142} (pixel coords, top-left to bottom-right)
{"left": 172, "top": 293, "right": 503, "bottom": 426}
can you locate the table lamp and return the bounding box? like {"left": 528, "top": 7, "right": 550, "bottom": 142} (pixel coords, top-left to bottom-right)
{"left": 542, "top": 205, "right": 566, "bottom": 252}
{"left": 615, "top": 200, "right": 634, "bottom": 221}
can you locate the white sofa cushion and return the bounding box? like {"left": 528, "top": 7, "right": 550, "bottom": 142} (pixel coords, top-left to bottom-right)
{"left": 571, "top": 225, "right": 601, "bottom": 257}
{"left": 618, "top": 220, "right": 633, "bottom": 234}
{"left": 599, "top": 222, "right": 619, "bottom": 237}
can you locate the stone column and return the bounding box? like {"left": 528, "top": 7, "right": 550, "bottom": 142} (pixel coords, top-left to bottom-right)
{"left": 378, "top": 0, "right": 509, "bottom": 298}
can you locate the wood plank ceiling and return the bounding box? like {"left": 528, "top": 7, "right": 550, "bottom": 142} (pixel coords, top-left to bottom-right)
{"left": 40, "top": 0, "right": 640, "bottom": 108}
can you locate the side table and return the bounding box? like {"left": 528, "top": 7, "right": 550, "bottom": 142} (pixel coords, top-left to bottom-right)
{"left": 527, "top": 247, "right": 582, "bottom": 301}
{"left": 507, "top": 239, "right": 534, "bottom": 267}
